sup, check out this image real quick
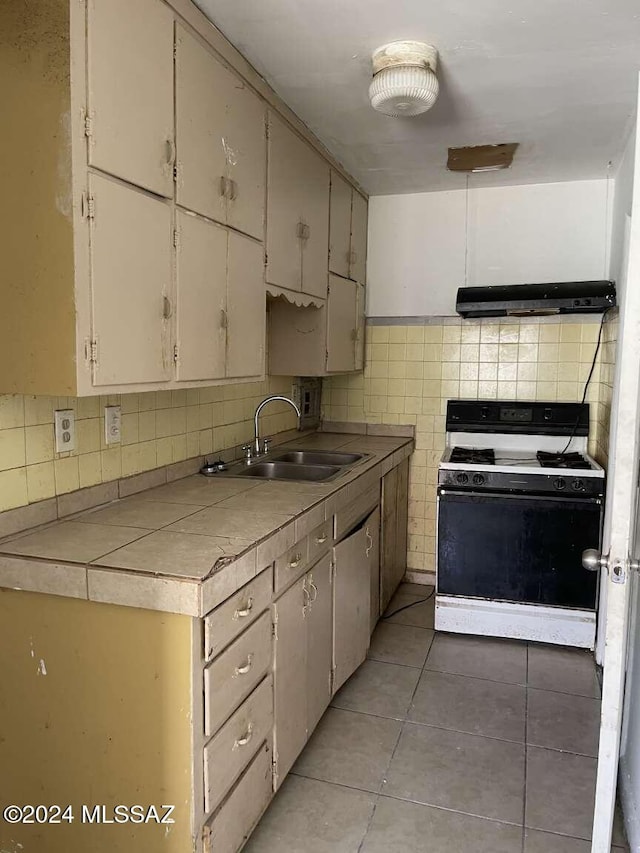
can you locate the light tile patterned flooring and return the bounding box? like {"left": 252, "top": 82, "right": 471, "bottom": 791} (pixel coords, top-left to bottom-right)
{"left": 246, "top": 584, "right": 628, "bottom": 853}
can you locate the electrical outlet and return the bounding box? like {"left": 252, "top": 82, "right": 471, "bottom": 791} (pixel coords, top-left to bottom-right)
{"left": 105, "top": 405, "right": 121, "bottom": 445}
{"left": 54, "top": 409, "right": 76, "bottom": 453}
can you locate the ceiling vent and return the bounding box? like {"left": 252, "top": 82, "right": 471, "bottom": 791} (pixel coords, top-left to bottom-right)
{"left": 369, "top": 41, "right": 439, "bottom": 117}
{"left": 447, "top": 143, "right": 519, "bottom": 172}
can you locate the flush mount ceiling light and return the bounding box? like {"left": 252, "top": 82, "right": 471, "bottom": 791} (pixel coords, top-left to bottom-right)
{"left": 369, "top": 40, "right": 439, "bottom": 117}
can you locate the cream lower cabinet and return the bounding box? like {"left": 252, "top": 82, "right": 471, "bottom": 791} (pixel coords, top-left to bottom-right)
{"left": 175, "top": 211, "right": 264, "bottom": 382}
{"left": 175, "top": 23, "right": 266, "bottom": 241}
{"left": 333, "top": 508, "right": 378, "bottom": 692}
{"left": 273, "top": 554, "right": 333, "bottom": 786}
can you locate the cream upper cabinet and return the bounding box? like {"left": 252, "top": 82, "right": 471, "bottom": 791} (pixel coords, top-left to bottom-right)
{"left": 226, "top": 232, "right": 265, "bottom": 378}
{"left": 175, "top": 211, "right": 227, "bottom": 382}
{"left": 350, "top": 191, "right": 368, "bottom": 285}
{"left": 175, "top": 213, "right": 265, "bottom": 382}
{"left": 326, "top": 276, "right": 358, "bottom": 373}
{"left": 266, "top": 113, "right": 330, "bottom": 298}
{"left": 329, "top": 172, "right": 353, "bottom": 279}
{"left": 89, "top": 174, "right": 172, "bottom": 387}
{"left": 175, "top": 25, "right": 266, "bottom": 240}
{"left": 86, "top": 0, "right": 175, "bottom": 198}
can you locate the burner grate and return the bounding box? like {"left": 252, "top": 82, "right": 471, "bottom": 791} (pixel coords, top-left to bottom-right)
{"left": 536, "top": 451, "right": 591, "bottom": 470}
{"left": 450, "top": 447, "right": 495, "bottom": 465}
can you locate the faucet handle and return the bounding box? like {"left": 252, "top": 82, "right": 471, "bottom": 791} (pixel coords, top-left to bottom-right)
{"left": 262, "top": 437, "right": 272, "bottom": 454}
{"left": 242, "top": 444, "right": 253, "bottom": 461}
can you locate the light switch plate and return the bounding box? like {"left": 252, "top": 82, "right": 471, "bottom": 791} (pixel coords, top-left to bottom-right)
{"left": 105, "top": 405, "right": 121, "bottom": 445}
{"left": 54, "top": 409, "right": 76, "bottom": 453}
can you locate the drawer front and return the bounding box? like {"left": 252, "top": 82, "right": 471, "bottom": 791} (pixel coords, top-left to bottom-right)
{"left": 274, "top": 538, "right": 310, "bottom": 594}
{"left": 204, "top": 568, "right": 273, "bottom": 662}
{"left": 307, "top": 519, "right": 332, "bottom": 564}
{"left": 334, "top": 484, "right": 380, "bottom": 541}
{"left": 204, "top": 674, "right": 273, "bottom": 814}
{"left": 204, "top": 612, "right": 272, "bottom": 737}
{"left": 204, "top": 740, "right": 272, "bottom": 853}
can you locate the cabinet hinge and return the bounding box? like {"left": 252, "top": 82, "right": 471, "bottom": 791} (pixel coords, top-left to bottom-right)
{"left": 85, "top": 338, "right": 98, "bottom": 366}
{"left": 173, "top": 229, "right": 181, "bottom": 249}
{"left": 84, "top": 113, "right": 93, "bottom": 138}
{"left": 272, "top": 610, "right": 278, "bottom": 639}
{"left": 173, "top": 344, "right": 179, "bottom": 365}
{"left": 173, "top": 162, "right": 182, "bottom": 184}
{"left": 264, "top": 116, "right": 270, "bottom": 140}
{"left": 82, "top": 192, "right": 96, "bottom": 220}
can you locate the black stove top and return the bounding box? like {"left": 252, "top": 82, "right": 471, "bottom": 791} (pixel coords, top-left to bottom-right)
{"left": 536, "top": 451, "right": 591, "bottom": 470}
{"left": 449, "top": 447, "right": 495, "bottom": 465}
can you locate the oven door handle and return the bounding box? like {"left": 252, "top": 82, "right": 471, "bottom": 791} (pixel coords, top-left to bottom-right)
{"left": 438, "top": 488, "right": 602, "bottom": 505}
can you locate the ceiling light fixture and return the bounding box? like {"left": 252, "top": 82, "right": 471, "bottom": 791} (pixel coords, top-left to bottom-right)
{"left": 369, "top": 40, "right": 439, "bottom": 117}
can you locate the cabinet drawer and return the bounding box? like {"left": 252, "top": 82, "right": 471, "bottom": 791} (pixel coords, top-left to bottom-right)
{"left": 204, "top": 612, "right": 272, "bottom": 737}
{"left": 203, "top": 740, "right": 272, "bottom": 853}
{"left": 204, "top": 675, "right": 273, "bottom": 814}
{"left": 204, "top": 568, "right": 272, "bottom": 662}
{"left": 334, "top": 484, "right": 380, "bottom": 541}
{"left": 308, "top": 519, "right": 332, "bottom": 564}
{"left": 274, "top": 538, "right": 310, "bottom": 594}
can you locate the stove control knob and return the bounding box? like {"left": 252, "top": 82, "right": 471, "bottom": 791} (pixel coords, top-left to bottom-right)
{"left": 572, "top": 478, "right": 585, "bottom": 491}
{"left": 472, "top": 473, "right": 485, "bottom": 486}
{"left": 456, "top": 473, "right": 469, "bottom": 485}
{"left": 554, "top": 478, "right": 566, "bottom": 491}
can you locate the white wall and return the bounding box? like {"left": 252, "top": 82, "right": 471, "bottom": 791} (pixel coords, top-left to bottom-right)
{"left": 609, "top": 125, "right": 637, "bottom": 298}
{"left": 367, "top": 179, "right": 611, "bottom": 317}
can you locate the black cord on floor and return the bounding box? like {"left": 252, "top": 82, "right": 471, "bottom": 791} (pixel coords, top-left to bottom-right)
{"left": 383, "top": 588, "right": 435, "bottom": 619}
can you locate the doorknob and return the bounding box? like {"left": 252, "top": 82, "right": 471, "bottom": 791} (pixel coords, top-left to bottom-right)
{"left": 582, "top": 549, "right": 609, "bottom": 572}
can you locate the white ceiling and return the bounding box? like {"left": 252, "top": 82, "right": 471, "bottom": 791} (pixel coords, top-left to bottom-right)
{"left": 194, "top": 0, "right": 640, "bottom": 195}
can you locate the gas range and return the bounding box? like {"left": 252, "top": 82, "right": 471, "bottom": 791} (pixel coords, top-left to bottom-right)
{"left": 435, "top": 400, "right": 604, "bottom": 649}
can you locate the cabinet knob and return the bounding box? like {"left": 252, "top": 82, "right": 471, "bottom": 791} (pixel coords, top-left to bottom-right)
{"left": 162, "top": 296, "right": 173, "bottom": 320}
{"left": 220, "top": 308, "right": 228, "bottom": 330}
{"left": 234, "top": 597, "right": 254, "bottom": 618}
{"left": 219, "top": 176, "right": 228, "bottom": 198}
{"left": 227, "top": 178, "right": 238, "bottom": 201}
{"left": 234, "top": 654, "right": 254, "bottom": 676}
{"left": 165, "top": 138, "right": 176, "bottom": 166}
{"left": 234, "top": 725, "right": 254, "bottom": 748}
{"left": 289, "top": 552, "right": 303, "bottom": 568}
{"left": 296, "top": 222, "right": 310, "bottom": 240}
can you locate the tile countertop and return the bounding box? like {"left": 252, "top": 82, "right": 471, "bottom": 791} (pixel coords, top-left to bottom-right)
{"left": 0, "top": 434, "right": 413, "bottom": 617}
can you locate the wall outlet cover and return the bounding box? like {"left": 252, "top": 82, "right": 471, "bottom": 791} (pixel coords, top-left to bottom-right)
{"left": 105, "top": 405, "right": 122, "bottom": 445}
{"left": 54, "top": 409, "right": 76, "bottom": 453}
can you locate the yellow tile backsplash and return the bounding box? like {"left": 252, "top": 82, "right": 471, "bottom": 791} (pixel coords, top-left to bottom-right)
{"left": 323, "top": 316, "right": 619, "bottom": 577}
{"left": 0, "top": 377, "right": 297, "bottom": 512}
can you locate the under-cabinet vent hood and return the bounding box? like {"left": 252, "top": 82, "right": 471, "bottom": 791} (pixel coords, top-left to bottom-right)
{"left": 456, "top": 281, "right": 616, "bottom": 318}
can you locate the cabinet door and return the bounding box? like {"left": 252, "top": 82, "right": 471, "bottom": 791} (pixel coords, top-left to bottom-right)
{"left": 226, "top": 232, "right": 265, "bottom": 378}
{"left": 367, "top": 507, "right": 381, "bottom": 633}
{"left": 301, "top": 147, "right": 330, "bottom": 299}
{"left": 355, "top": 284, "right": 366, "bottom": 371}
{"left": 175, "top": 210, "right": 227, "bottom": 382}
{"left": 329, "top": 172, "right": 352, "bottom": 278}
{"left": 89, "top": 174, "right": 171, "bottom": 386}
{"left": 333, "top": 521, "right": 372, "bottom": 692}
{"left": 225, "top": 80, "right": 267, "bottom": 241}
{"left": 175, "top": 24, "right": 230, "bottom": 224}
{"left": 381, "top": 467, "right": 406, "bottom": 613}
{"left": 266, "top": 114, "right": 304, "bottom": 292}
{"left": 326, "top": 276, "right": 357, "bottom": 373}
{"left": 87, "top": 0, "right": 174, "bottom": 197}
{"left": 350, "top": 191, "right": 368, "bottom": 285}
{"left": 306, "top": 556, "right": 333, "bottom": 735}
{"left": 273, "top": 579, "right": 307, "bottom": 787}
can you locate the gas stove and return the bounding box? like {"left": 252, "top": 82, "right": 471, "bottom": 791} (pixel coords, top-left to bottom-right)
{"left": 436, "top": 400, "right": 604, "bottom": 649}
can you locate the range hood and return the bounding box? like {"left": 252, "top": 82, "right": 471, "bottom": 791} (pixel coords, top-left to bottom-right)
{"left": 456, "top": 281, "right": 616, "bottom": 318}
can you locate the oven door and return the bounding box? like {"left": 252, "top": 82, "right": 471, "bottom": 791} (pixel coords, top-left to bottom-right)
{"left": 437, "top": 489, "right": 602, "bottom": 609}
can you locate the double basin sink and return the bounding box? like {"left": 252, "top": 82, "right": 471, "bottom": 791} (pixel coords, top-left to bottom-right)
{"left": 225, "top": 450, "right": 367, "bottom": 483}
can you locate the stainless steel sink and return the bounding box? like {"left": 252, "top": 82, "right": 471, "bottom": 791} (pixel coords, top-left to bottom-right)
{"left": 271, "top": 450, "right": 365, "bottom": 466}
{"left": 235, "top": 461, "right": 341, "bottom": 482}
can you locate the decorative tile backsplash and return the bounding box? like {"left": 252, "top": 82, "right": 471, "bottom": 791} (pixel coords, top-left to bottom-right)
{"left": 323, "top": 316, "right": 619, "bottom": 575}
{"left": 0, "top": 377, "right": 298, "bottom": 512}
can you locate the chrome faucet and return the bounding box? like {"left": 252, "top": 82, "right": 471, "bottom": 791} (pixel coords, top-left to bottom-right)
{"left": 249, "top": 395, "right": 301, "bottom": 459}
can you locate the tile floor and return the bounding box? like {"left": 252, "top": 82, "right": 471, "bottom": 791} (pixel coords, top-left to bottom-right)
{"left": 245, "top": 583, "right": 628, "bottom": 853}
